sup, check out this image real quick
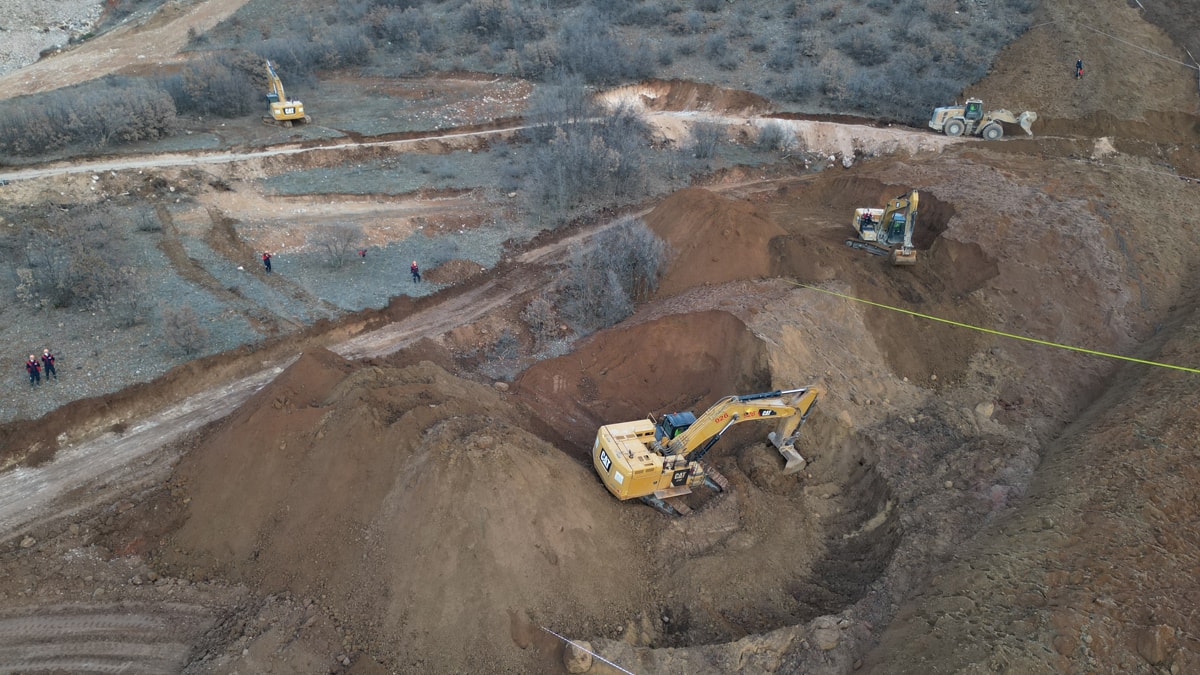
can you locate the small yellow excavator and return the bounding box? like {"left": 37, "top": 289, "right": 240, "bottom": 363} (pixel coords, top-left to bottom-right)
{"left": 928, "top": 98, "right": 1036, "bottom": 140}
{"left": 263, "top": 59, "right": 311, "bottom": 127}
{"left": 592, "top": 387, "right": 820, "bottom": 515}
{"left": 846, "top": 189, "right": 919, "bottom": 266}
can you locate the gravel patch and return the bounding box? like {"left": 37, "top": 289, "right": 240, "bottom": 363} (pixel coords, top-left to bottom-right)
{"left": 0, "top": 0, "right": 102, "bottom": 77}
{"left": 262, "top": 150, "right": 505, "bottom": 196}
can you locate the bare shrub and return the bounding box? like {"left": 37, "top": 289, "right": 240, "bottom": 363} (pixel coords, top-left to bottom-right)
{"left": 0, "top": 78, "right": 176, "bottom": 156}
{"left": 756, "top": 121, "right": 797, "bottom": 152}
{"left": 523, "top": 100, "right": 652, "bottom": 224}
{"left": 596, "top": 216, "right": 669, "bottom": 302}
{"left": 110, "top": 271, "right": 150, "bottom": 328}
{"left": 160, "top": 54, "right": 258, "bottom": 118}
{"left": 688, "top": 120, "right": 725, "bottom": 159}
{"left": 774, "top": 69, "right": 821, "bottom": 102}
{"left": 460, "top": 0, "right": 549, "bottom": 49}
{"left": 556, "top": 8, "right": 649, "bottom": 84}
{"left": 161, "top": 305, "right": 209, "bottom": 355}
{"left": 521, "top": 293, "right": 560, "bottom": 346}
{"left": 310, "top": 224, "right": 365, "bottom": 269}
{"left": 837, "top": 27, "right": 892, "bottom": 67}
{"left": 556, "top": 217, "right": 666, "bottom": 333}
{"left": 19, "top": 205, "right": 137, "bottom": 309}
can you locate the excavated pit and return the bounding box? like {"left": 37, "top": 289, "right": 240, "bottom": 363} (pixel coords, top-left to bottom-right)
{"left": 515, "top": 310, "right": 901, "bottom": 646}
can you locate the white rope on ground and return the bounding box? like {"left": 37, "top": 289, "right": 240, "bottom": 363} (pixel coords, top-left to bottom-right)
{"left": 540, "top": 626, "right": 641, "bottom": 675}
{"left": 1028, "top": 19, "right": 1199, "bottom": 70}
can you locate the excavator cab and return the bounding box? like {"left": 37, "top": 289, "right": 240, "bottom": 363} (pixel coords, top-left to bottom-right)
{"left": 885, "top": 210, "right": 907, "bottom": 244}
{"left": 964, "top": 99, "right": 983, "bottom": 121}
{"left": 655, "top": 412, "right": 696, "bottom": 444}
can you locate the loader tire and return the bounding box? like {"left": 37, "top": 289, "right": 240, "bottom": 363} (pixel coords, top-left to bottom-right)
{"left": 944, "top": 119, "right": 965, "bottom": 137}
{"left": 982, "top": 123, "right": 1003, "bottom": 140}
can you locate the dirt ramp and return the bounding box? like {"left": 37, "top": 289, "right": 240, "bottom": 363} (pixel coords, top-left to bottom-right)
{"left": 163, "top": 357, "right": 644, "bottom": 673}
{"left": 514, "top": 310, "right": 771, "bottom": 453}
{"left": 645, "top": 187, "right": 788, "bottom": 297}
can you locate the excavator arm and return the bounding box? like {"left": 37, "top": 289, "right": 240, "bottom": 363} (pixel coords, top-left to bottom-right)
{"left": 662, "top": 387, "right": 820, "bottom": 472}
{"left": 265, "top": 60, "right": 287, "bottom": 104}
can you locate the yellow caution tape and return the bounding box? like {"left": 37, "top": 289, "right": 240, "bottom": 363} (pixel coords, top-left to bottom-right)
{"left": 789, "top": 281, "right": 1200, "bottom": 374}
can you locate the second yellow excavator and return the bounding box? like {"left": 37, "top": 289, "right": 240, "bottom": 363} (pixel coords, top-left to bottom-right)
{"left": 592, "top": 387, "right": 820, "bottom": 515}
{"left": 263, "top": 59, "right": 311, "bottom": 127}
{"left": 846, "top": 189, "right": 919, "bottom": 266}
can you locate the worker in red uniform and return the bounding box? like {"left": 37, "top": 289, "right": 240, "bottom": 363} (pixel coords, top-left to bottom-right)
{"left": 41, "top": 348, "right": 56, "bottom": 381}
{"left": 410, "top": 260, "right": 421, "bottom": 283}
{"left": 25, "top": 354, "right": 41, "bottom": 387}
{"left": 262, "top": 251, "right": 272, "bottom": 273}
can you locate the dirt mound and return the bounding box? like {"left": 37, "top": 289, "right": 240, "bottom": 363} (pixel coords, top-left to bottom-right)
{"left": 160, "top": 350, "right": 645, "bottom": 672}
{"left": 424, "top": 257, "right": 486, "bottom": 284}
{"left": 645, "top": 187, "right": 788, "bottom": 297}
{"left": 514, "top": 310, "right": 771, "bottom": 454}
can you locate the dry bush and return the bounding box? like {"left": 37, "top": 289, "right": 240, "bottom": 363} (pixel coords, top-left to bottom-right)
{"left": 688, "top": 120, "right": 725, "bottom": 159}
{"left": 310, "top": 224, "right": 365, "bottom": 269}
{"left": 521, "top": 293, "right": 560, "bottom": 347}
{"left": 756, "top": 121, "right": 797, "bottom": 152}
{"left": 556, "top": 216, "right": 666, "bottom": 334}
{"left": 161, "top": 305, "right": 209, "bottom": 355}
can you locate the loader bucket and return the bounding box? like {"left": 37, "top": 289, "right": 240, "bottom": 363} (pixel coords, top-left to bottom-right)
{"left": 1018, "top": 111, "right": 1038, "bottom": 136}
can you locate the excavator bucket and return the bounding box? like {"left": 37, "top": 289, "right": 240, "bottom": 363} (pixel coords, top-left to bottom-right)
{"left": 768, "top": 431, "right": 807, "bottom": 474}
{"left": 1018, "top": 111, "right": 1037, "bottom": 136}
{"left": 890, "top": 249, "right": 917, "bottom": 266}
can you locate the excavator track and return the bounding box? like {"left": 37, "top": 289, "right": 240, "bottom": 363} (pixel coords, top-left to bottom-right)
{"left": 641, "top": 494, "right": 692, "bottom": 516}
{"left": 844, "top": 238, "right": 891, "bottom": 256}
{"left": 701, "top": 462, "right": 731, "bottom": 492}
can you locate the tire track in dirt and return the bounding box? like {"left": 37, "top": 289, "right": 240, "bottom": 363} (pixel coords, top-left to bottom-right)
{"left": 0, "top": 363, "right": 290, "bottom": 538}
{"left": 0, "top": 604, "right": 212, "bottom": 674}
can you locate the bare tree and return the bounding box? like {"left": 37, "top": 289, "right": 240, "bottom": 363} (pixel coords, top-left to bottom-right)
{"left": 161, "top": 305, "right": 209, "bottom": 355}
{"left": 311, "top": 224, "right": 365, "bottom": 269}
{"left": 556, "top": 217, "right": 665, "bottom": 334}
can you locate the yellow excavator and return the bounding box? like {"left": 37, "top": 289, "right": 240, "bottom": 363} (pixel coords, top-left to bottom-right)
{"left": 263, "top": 59, "right": 311, "bottom": 127}
{"left": 846, "top": 189, "right": 919, "bottom": 266}
{"left": 592, "top": 387, "right": 820, "bottom": 515}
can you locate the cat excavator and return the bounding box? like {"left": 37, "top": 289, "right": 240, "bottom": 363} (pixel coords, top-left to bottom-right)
{"left": 263, "top": 59, "right": 311, "bottom": 127}
{"left": 846, "top": 189, "right": 919, "bottom": 266}
{"left": 592, "top": 387, "right": 820, "bottom": 515}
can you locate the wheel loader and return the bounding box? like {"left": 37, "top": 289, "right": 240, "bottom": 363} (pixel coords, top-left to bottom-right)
{"left": 263, "top": 59, "right": 311, "bottom": 127}
{"left": 846, "top": 189, "right": 919, "bottom": 266}
{"left": 928, "top": 98, "right": 1036, "bottom": 140}
{"left": 592, "top": 387, "right": 820, "bottom": 515}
